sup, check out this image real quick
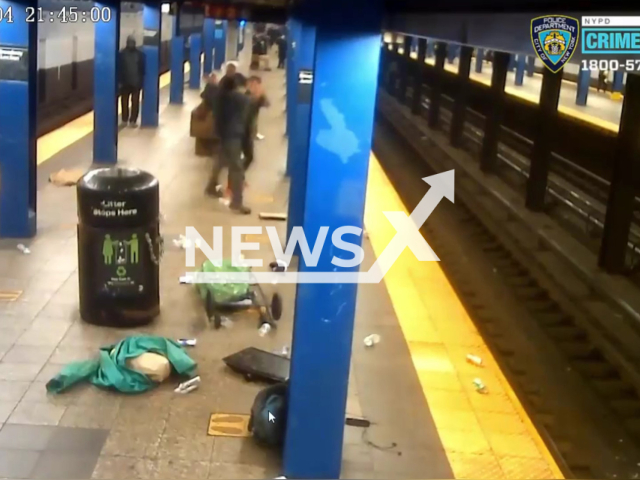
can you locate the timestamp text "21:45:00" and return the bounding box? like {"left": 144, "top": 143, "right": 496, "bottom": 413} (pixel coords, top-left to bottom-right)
{"left": 0, "top": 6, "right": 112, "bottom": 23}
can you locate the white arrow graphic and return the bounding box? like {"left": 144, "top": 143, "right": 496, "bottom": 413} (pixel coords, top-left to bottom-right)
{"left": 364, "top": 170, "right": 454, "bottom": 283}
{"left": 183, "top": 170, "right": 454, "bottom": 284}
{"left": 268, "top": 412, "right": 275, "bottom": 423}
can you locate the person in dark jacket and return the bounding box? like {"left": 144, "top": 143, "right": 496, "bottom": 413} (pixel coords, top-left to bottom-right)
{"left": 119, "top": 35, "right": 145, "bottom": 127}
{"left": 206, "top": 74, "right": 252, "bottom": 215}
{"left": 277, "top": 36, "right": 287, "bottom": 69}
{"left": 201, "top": 73, "right": 219, "bottom": 112}
{"left": 243, "top": 76, "right": 270, "bottom": 170}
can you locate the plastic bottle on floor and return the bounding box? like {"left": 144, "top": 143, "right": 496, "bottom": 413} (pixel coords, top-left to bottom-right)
{"left": 258, "top": 323, "right": 272, "bottom": 337}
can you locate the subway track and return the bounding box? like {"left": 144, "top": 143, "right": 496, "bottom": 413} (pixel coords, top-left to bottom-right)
{"left": 373, "top": 113, "right": 640, "bottom": 479}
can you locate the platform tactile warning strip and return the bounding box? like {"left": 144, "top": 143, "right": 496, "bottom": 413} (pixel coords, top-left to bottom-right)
{"left": 0, "top": 290, "right": 22, "bottom": 302}
{"left": 208, "top": 413, "right": 251, "bottom": 437}
{"left": 364, "top": 154, "right": 563, "bottom": 479}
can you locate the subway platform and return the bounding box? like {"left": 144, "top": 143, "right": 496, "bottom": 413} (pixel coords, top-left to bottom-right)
{"left": 422, "top": 54, "right": 622, "bottom": 132}
{"left": 0, "top": 65, "right": 560, "bottom": 479}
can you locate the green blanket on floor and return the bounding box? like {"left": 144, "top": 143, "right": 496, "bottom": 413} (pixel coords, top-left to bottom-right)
{"left": 46, "top": 335, "right": 197, "bottom": 394}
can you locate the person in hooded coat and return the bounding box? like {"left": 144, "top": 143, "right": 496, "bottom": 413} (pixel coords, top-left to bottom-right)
{"left": 119, "top": 35, "right": 145, "bottom": 127}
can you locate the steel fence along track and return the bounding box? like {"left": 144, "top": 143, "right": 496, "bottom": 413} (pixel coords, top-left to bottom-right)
{"left": 375, "top": 100, "right": 640, "bottom": 479}
{"left": 413, "top": 88, "right": 640, "bottom": 268}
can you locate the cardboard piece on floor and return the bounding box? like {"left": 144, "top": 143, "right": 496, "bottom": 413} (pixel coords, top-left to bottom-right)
{"left": 208, "top": 413, "right": 251, "bottom": 437}
{"left": 259, "top": 212, "right": 287, "bottom": 221}
{"left": 49, "top": 169, "right": 85, "bottom": 186}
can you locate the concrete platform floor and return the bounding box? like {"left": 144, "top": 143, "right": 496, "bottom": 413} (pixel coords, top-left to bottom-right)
{"left": 0, "top": 67, "right": 448, "bottom": 479}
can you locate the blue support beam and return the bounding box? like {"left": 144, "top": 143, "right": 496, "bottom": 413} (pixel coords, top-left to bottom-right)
{"left": 283, "top": 0, "right": 383, "bottom": 477}
{"left": 515, "top": 55, "right": 526, "bottom": 86}
{"left": 213, "top": 20, "right": 227, "bottom": 71}
{"left": 508, "top": 53, "right": 516, "bottom": 71}
{"left": 203, "top": 18, "right": 215, "bottom": 75}
{"left": 170, "top": 14, "right": 184, "bottom": 104}
{"left": 475, "top": 48, "right": 483, "bottom": 73}
{"left": 285, "top": 19, "right": 301, "bottom": 174}
{"left": 526, "top": 55, "right": 535, "bottom": 77}
{"left": 613, "top": 71, "right": 624, "bottom": 93}
{"left": 286, "top": 23, "right": 316, "bottom": 245}
{"left": 576, "top": 68, "right": 590, "bottom": 106}
{"left": 0, "top": 1, "right": 37, "bottom": 238}
{"left": 93, "top": 0, "right": 120, "bottom": 164}
{"left": 189, "top": 33, "right": 202, "bottom": 89}
{"left": 141, "top": 2, "right": 161, "bottom": 128}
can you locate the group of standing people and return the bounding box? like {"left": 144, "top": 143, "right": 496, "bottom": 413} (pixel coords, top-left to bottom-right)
{"left": 201, "top": 63, "right": 270, "bottom": 215}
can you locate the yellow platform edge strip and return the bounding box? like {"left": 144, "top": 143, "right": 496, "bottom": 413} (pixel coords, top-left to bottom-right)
{"left": 364, "top": 153, "right": 563, "bottom": 479}
{"left": 423, "top": 56, "right": 618, "bottom": 133}
{"left": 37, "top": 63, "right": 190, "bottom": 166}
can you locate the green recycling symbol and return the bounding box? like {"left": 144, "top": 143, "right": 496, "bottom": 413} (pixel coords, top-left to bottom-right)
{"left": 116, "top": 266, "right": 127, "bottom": 277}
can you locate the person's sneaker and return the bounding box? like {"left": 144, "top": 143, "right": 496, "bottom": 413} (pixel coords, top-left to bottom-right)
{"left": 230, "top": 204, "right": 251, "bottom": 215}
{"left": 205, "top": 185, "right": 223, "bottom": 198}
{"left": 129, "top": 121, "right": 137, "bottom": 128}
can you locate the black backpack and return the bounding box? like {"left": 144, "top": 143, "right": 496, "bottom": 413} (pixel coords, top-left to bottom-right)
{"left": 248, "top": 382, "right": 288, "bottom": 447}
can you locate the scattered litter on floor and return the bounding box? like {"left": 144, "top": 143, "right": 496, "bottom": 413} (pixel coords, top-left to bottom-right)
{"left": 259, "top": 212, "right": 287, "bottom": 221}
{"left": 46, "top": 335, "right": 197, "bottom": 394}
{"left": 179, "top": 275, "right": 192, "bottom": 284}
{"left": 175, "top": 375, "right": 201, "bottom": 394}
{"left": 273, "top": 346, "right": 290, "bottom": 358}
{"left": 219, "top": 197, "right": 231, "bottom": 207}
{"left": 173, "top": 235, "right": 200, "bottom": 249}
{"left": 466, "top": 354, "right": 483, "bottom": 366}
{"left": 473, "top": 378, "right": 488, "bottom": 393}
{"left": 364, "top": 334, "right": 381, "bottom": 347}
{"left": 258, "top": 323, "right": 272, "bottom": 337}
{"left": 49, "top": 168, "right": 85, "bottom": 186}
{"left": 177, "top": 338, "right": 197, "bottom": 347}
{"left": 256, "top": 133, "right": 265, "bottom": 140}
{"left": 269, "top": 259, "right": 288, "bottom": 272}
{"left": 345, "top": 417, "right": 371, "bottom": 428}
{"left": 16, "top": 244, "right": 30, "bottom": 254}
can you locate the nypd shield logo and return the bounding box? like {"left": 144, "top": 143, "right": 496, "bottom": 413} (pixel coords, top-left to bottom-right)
{"left": 531, "top": 16, "right": 579, "bottom": 73}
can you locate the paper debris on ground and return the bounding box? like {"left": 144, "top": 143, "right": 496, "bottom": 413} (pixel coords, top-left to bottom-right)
{"left": 259, "top": 212, "right": 287, "bottom": 221}
{"left": 49, "top": 169, "right": 85, "bottom": 186}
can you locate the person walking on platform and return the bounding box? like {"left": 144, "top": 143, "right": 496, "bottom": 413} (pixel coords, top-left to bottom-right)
{"left": 243, "top": 76, "right": 270, "bottom": 170}
{"left": 206, "top": 74, "right": 252, "bottom": 215}
{"left": 277, "top": 35, "right": 287, "bottom": 69}
{"left": 119, "top": 35, "right": 145, "bottom": 127}
{"left": 201, "top": 73, "right": 220, "bottom": 111}
{"left": 597, "top": 70, "right": 608, "bottom": 93}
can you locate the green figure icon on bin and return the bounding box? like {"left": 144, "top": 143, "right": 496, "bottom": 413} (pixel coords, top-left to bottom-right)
{"left": 103, "top": 234, "right": 114, "bottom": 265}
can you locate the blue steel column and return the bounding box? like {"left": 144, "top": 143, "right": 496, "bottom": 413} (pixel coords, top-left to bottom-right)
{"left": 576, "top": 69, "right": 590, "bottom": 106}
{"left": 170, "top": 13, "right": 184, "bottom": 104}
{"left": 283, "top": 0, "right": 383, "bottom": 477}
{"left": 141, "top": 2, "right": 161, "bottom": 128}
{"left": 475, "top": 48, "right": 484, "bottom": 73}
{"left": 447, "top": 43, "right": 458, "bottom": 63}
{"left": 526, "top": 56, "right": 535, "bottom": 77}
{"left": 93, "top": 0, "right": 121, "bottom": 164}
{"left": 203, "top": 18, "right": 215, "bottom": 75}
{"left": 612, "top": 71, "right": 624, "bottom": 94}
{"left": 508, "top": 53, "right": 516, "bottom": 71}
{"left": 0, "top": 1, "right": 37, "bottom": 238}
{"left": 286, "top": 23, "right": 316, "bottom": 244}
{"left": 213, "top": 21, "right": 227, "bottom": 70}
{"left": 189, "top": 33, "right": 202, "bottom": 89}
{"left": 285, "top": 19, "right": 301, "bottom": 175}
{"left": 515, "top": 55, "right": 526, "bottom": 86}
